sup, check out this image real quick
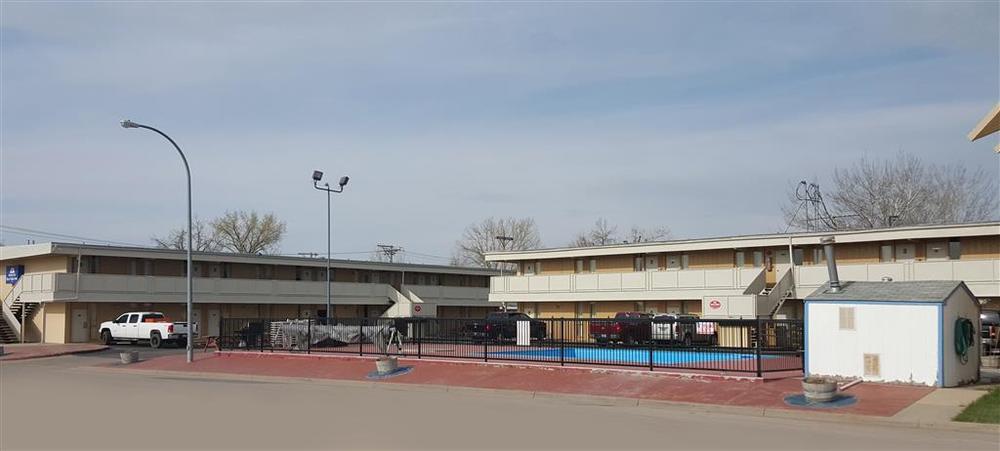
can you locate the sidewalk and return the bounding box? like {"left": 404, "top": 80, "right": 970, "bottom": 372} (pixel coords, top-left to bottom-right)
{"left": 894, "top": 387, "right": 997, "bottom": 426}
{"left": 116, "top": 351, "right": 936, "bottom": 418}
{"left": 1, "top": 343, "right": 108, "bottom": 361}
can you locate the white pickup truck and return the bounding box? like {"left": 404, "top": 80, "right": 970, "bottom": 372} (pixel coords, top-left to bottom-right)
{"left": 99, "top": 312, "right": 195, "bottom": 348}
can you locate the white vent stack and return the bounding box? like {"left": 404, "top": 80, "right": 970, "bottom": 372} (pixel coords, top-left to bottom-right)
{"left": 820, "top": 236, "right": 840, "bottom": 293}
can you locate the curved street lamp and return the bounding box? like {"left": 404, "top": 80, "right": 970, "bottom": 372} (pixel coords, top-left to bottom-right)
{"left": 313, "top": 171, "right": 349, "bottom": 323}
{"left": 121, "top": 120, "right": 194, "bottom": 363}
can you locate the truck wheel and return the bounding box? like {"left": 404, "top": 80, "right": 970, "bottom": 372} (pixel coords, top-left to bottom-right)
{"left": 150, "top": 332, "right": 162, "bottom": 349}
{"left": 101, "top": 330, "right": 113, "bottom": 345}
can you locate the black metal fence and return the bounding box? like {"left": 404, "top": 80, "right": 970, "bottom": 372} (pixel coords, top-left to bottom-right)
{"left": 218, "top": 317, "right": 803, "bottom": 376}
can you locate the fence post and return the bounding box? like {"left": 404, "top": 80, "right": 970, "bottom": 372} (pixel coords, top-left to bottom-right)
{"left": 307, "top": 317, "right": 311, "bottom": 354}
{"left": 417, "top": 319, "right": 422, "bottom": 359}
{"left": 649, "top": 324, "right": 654, "bottom": 372}
{"left": 260, "top": 319, "right": 265, "bottom": 353}
{"left": 360, "top": 317, "right": 365, "bottom": 356}
{"left": 755, "top": 318, "right": 763, "bottom": 378}
{"left": 483, "top": 319, "right": 488, "bottom": 363}
{"left": 560, "top": 320, "right": 565, "bottom": 366}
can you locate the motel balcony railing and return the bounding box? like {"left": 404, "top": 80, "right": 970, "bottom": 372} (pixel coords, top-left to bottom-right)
{"left": 12, "top": 272, "right": 489, "bottom": 306}
{"left": 490, "top": 259, "right": 1000, "bottom": 302}
{"left": 490, "top": 268, "right": 764, "bottom": 302}
{"left": 793, "top": 259, "right": 1000, "bottom": 297}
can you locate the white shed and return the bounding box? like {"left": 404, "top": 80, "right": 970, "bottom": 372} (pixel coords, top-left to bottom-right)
{"left": 804, "top": 281, "right": 980, "bottom": 387}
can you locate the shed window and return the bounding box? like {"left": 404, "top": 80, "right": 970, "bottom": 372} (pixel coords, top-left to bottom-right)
{"left": 863, "top": 353, "right": 881, "bottom": 377}
{"left": 839, "top": 307, "right": 855, "bottom": 330}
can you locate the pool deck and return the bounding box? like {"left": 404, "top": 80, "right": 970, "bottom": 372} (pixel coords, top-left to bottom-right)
{"left": 113, "top": 351, "right": 933, "bottom": 418}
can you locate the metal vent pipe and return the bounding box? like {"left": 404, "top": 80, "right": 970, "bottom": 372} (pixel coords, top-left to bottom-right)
{"left": 820, "top": 236, "right": 840, "bottom": 293}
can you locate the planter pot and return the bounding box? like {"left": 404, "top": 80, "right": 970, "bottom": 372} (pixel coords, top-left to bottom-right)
{"left": 120, "top": 351, "right": 139, "bottom": 365}
{"left": 802, "top": 378, "right": 838, "bottom": 402}
{"left": 375, "top": 357, "right": 399, "bottom": 375}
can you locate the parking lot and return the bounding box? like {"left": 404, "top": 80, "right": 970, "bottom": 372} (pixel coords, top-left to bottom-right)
{"left": 2, "top": 352, "right": 997, "bottom": 450}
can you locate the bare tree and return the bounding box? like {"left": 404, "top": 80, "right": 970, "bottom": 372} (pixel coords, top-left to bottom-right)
{"left": 211, "top": 210, "right": 287, "bottom": 254}
{"left": 783, "top": 153, "right": 998, "bottom": 231}
{"left": 571, "top": 219, "right": 672, "bottom": 246}
{"left": 151, "top": 217, "right": 221, "bottom": 252}
{"left": 570, "top": 218, "right": 618, "bottom": 247}
{"left": 452, "top": 217, "right": 542, "bottom": 268}
{"left": 624, "top": 226, "right": 673, "bottom": 243}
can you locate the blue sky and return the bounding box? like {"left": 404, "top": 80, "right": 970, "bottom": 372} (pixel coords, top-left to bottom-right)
{"left": 1, "top": 2, "right": 998, "bottom": 263}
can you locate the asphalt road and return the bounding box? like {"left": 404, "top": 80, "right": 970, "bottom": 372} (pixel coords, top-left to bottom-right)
{"left": 2, "top": 352, "right": 997, "bottom": 450}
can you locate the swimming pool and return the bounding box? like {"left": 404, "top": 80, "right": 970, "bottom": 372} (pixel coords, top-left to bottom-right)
{"left": 489, "top": 347, "right": 769, "bottom": 366}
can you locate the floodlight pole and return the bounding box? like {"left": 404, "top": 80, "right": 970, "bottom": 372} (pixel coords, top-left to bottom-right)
{"left": 494, "top": 235, "right": 514, "bottom": 311}
{"left": 314, "top": 175, "right": 346, "bottom": 323}
{"left": 120, "top": 120, "right": 194, "bottom": 364}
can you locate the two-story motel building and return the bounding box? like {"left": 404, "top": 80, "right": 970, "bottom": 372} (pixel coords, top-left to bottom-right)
{"left": 486, "top": 222, "right": 999, "bottom": 320}
{"left": 0, "top": 243, "right": 496, "bottom": 344}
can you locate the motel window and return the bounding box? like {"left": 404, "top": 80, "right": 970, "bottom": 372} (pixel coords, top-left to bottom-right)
{"left": 838, "top": 307, "right": 855, "bottom": 331}
{"left": 880, "top": 245, "right": 893, "bottom": 263}
{"left": 257, "top": 265, "right": 273, "bottom": 280}
{"left": 428, "top": 274, "right": 440, "bottom": 286}
{"left": 575, "top": 259, "right": 584, "bottom": 273}
{"left": 589, "top": 259, "right": 597, "bottom": 273}
{"left": 948, "top": 240, "right": 961, "bottom": 260}
{"left": 633, "top": 256, "right": 644, "bottom": 272}
{"left": 524, "top": 262, "right": 536, "bottom": 275}
{"left": 143, "top": 260, "right": 153, "bottom": 276}
{"left": 812, "top": 248, "right": 824, "bottom": 265}
{"left": 792, "top": 248, "right": 804, "bottom": 266}
{"left": 222, "top": 263, "right": 232, "bottom": 279}
{"left": 752, "top": 251, "right": 763, "bottom": 268}
{"left": 129, "top": 260, "right": 138, "bottom": 275}
{"left": 734, "top": 251, "right": 744, "bottom": 268}
{"left": 680, "top": 254, "right": 689, "bottom": 270}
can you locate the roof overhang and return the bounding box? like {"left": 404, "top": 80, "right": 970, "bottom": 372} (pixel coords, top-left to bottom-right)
{"left": 0, "top": 242, "right": 497, "bottom": 276}
{"left": 485, "top": 222, "right": 1000, "bottom": 261}
{"left": 968, "top": 103, "right": 1000, "bottom": 153}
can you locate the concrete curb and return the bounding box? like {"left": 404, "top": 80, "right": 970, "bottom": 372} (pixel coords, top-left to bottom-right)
{"left": 0, "top": 345, "right": 109, "bottom": 362}
{"left": 84, "top": 364, "right": 1000, "bottom": 435}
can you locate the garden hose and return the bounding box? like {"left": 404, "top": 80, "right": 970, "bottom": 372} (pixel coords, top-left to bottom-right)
{"left": 954, "top": 317, "right": 975, "bottom": 365}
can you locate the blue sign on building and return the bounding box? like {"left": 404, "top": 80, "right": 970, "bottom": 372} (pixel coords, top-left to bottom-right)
{"left": 6, "top": 265, "right": 24, "bottom": 285}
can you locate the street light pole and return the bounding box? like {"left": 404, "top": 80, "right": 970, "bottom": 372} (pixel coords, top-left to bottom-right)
{"left": 120, "top": 120, "right": 194, "bottom": 364}
{"left": 312, "top": 171, "right": 349, "bottom": 323}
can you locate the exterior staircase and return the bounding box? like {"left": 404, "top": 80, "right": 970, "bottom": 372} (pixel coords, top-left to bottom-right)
{"left": 1, "top": 278, "right": 37, "bottom": 344}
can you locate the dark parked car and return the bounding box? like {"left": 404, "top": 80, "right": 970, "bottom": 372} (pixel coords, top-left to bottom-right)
{"left": 466, "top": 312, "right": 547, "bottom": 342}
{"left": 589, "top": 312, "right": 652, "bottom": 344}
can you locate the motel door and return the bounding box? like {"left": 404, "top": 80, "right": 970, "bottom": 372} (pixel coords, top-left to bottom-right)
{"left": 191, "top": 310, "right": 202, "bottom": 338}
{"left": 207, "top": 309, "right": 221, "bottom": 337}
{"left": 71, "top": 309, "right": 89, "bottom": 343}
{"left": 895, "top": 243, "right": 916, "bottom": 263}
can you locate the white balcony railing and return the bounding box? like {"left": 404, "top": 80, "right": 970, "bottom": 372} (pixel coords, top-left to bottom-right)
{"left": 794, "top": 259, "right": 999, "bottom": 297}
{"left": 13, "top": 273, "right": 492, "bottom": 306}
{"left": 490, "top": 268, "right": 763, "bottom": 301}
{"left": 490, "top": 259, "right": 1000, "bottom": 302}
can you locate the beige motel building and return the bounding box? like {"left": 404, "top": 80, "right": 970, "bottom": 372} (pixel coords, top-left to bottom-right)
{"left": 485, "top": 222, "right": 1000, "bottom": 321}
{"left": 0, "top": 242, "right": 496, "bottom": 344}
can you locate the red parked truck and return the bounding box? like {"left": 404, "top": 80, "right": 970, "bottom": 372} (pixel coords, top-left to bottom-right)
{"left": 589, "top": 312, "right": 651, "bottom": 344}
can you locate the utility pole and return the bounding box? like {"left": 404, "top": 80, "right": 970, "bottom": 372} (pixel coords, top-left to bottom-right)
{"left": 376, "top": 244, "right": 404, "bottom": 263}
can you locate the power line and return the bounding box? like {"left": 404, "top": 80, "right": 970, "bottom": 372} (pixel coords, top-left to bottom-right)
{"left": 0, "top": 225, "right": 145, "bottom": 247}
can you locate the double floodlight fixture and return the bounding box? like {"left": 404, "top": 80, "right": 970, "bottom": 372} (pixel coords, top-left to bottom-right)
{"left": 312, "top": 169, "right": 349, "bottom": 188}
{"left": 120, "top": 119, "right": 140, "bottom": 129}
